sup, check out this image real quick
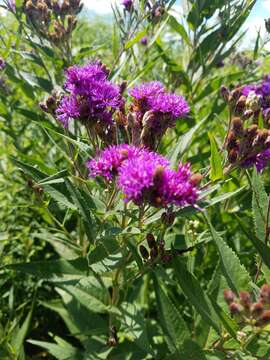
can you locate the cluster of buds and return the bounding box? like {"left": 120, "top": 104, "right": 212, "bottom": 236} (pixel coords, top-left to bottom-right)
{"left": 221, "top": 82, "right": 270, "bottom": 171}
{"left": 24, "top": 0, "right": 82, "bottom": 45}
{"left": 224, "top": 284, "right": 270, "bottom": 327}
{"left": 226, "top": 117, "right": 270, "bottom": 168}
{"left": 139, "top": 233, "right": 172, "bottom": 264}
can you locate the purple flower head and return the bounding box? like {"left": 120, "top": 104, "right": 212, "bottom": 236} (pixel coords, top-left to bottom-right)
{"left": 121, "top": 0, "right": 133, "bottom": 11}
{"left": 256, "top": 149, "right": 270, "bottom": 171}
{"left": 64, "top": 62, "right": 109, "bottom": 95}
{"left": 241, "top": 148, "right": 270, "bottom": 172}
{"left": 140, "top": 36, "right": 148, "bottom": 46}
{"left": 242, "top": 85, "right": 257, "bottom": 97}
{"left": 159, "top": 164, "right": 198, "bottom": 206}
{"left": 56, "top": 95, "right": 80, "bottom": 127}
{"left": 0, "top": 58, "right": 5, "bottom": 71}
{"left": 129, "top": 81, "right": 165, "bottom": 102}
{"left": 118, "top": 151, "right": 170, "bottom": 204}
{"left": 87, "top": 144, "right": 150, "bottom": 180}
{"left": 149, "top": 93, "right": 190, "bottom": 120}
{"left": 56, "top": 61, "right": 123, "bottom": 127}
{"left": 118, "top": 152, "right": 198, "bottom": 207}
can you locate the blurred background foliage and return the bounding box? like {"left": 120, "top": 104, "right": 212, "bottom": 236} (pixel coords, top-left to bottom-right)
{"left": 0, "top": 0, "right": 270, "bottom": 358}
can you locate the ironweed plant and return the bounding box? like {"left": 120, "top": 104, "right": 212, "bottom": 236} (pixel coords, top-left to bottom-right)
{"left": 2, "top": 0, "right": 270, "bottom": 359}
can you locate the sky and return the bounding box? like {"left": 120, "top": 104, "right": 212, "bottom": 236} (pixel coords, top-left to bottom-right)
{"left": 82, "top": 0, "right": 270, "bottom": 48}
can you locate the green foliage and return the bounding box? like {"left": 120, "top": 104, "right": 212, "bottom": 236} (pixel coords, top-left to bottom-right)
{"left": 2, "top": 0, "right": 270, "bottom": 359}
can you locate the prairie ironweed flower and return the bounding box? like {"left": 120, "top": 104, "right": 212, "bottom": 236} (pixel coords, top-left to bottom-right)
{"left": 121, "top": 0, "right": 133, "bottom": 11}
{"left": 118, "top": 154, "right": 198, "bottom": 207}
{"left": 129, "top": 81, "right": 189, "bottom": 148}
{"left": 87, "top": 144, "right": 147, "bottom": 180}
{"left": 56, "top": 62, "right": 123, "bottom": 128}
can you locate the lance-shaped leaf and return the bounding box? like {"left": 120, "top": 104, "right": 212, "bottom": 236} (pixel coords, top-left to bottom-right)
{"left": 153, "top": 274, "right": 189, "bottom": 353}
{"left": 205, "top": 216, "right": 252, "bottom": 293}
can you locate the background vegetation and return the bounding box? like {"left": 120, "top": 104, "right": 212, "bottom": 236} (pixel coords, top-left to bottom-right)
{"left": 1, "top": 0, "right": 270, "bottom": 359}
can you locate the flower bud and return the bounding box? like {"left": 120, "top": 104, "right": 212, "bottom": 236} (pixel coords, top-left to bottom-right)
{"left": 189, "top": 173, "right": 203, "bottom": 186}
{"left": 251, "top": 302, "right": 264, "bottom": 318}
{"left": 228, "top": 149, "right": 238, "bottom": 163}
{"left": 246, "top": 91, "right": 262, "bottom": 112}
{"left": 239, "top": 291, "right": 251, "bottom": 310}
{"left": 220, "top": 85, "right": 230, "bottom": 102}
{"left": 161, "top": 211, "right": 175, "bottom": 227}
{"left": 231, "top": 117, "right": 243, "bottom": 136}
{"left": 229, "top": 302, "right": 243, "bottom": 315}
{"left": 256, "top": 310, "right": 270, "bottom": 327}
{"left": 150, "top": 246, "right": 158, "bottom": 261}
{"left": 235, "top": 95, "right": 246, "bottom": 116}
{"left": 224, "top": 289, "right": 236, "bottom": 304}
{"left": 146, "top": 233, "right": 156, "bottom": 249}
{"left": 260, "top": 284, "right": 270, "bottom": 304}
{"left": 227, "top": 131, "right": 238, "bottom": 150}
{"left": 139, "top": 245, "right": 149, "bottom": 260}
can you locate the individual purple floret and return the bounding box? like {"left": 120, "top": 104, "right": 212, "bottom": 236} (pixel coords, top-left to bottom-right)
{"left": 121, "top": 0, "right": 133, "bottom": 11}
{"left": 87, "top": 144, "right": 151, "bottom": 180}
{"left": 149, "top": 93, "right": 190, "bottom": 120}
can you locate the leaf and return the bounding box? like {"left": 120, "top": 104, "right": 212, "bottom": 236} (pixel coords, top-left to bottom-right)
{"left": 5, "top": 257, "right": 88, "bottom": 278}
{"left": 251, "top": 169, "right": 269, "bottom": 242}
{"left": 173, "top": 257, "right": 220, "bottom": 333}
{"left": 205, "top": 216, "right": 252, "bottom": 293}
{"left": 125, "top": 29, "right": 147, "bottom": 49}
{"left": 169, "top": 117, "right": 207, "bottom": 166}
{"left": 120, "top": 302, "right": 153, "bottom": 355}
{"left": 65, "top": 179, "right": 96, "bottom": 242}
{"left": 165, "top": 340, "right": 207, "bottom": 360}
{"left": 11, "top": 158, "right": 76, "bottom": 210}
{"left": 27, "top": 339, "right": 83, "bottom": 360}
{"left": 209, "top": 133, "right": 223, "bottom": 181}
{"left": 153, "top": 275, "right": 189, "bottom": 353}
{"left": 11, "top": 303, "right": 34, "bottom": 355}
{"left": 235, "top": 215, "right": 270, "bottom": 271}
{"left": 168, "top": 15, "right": 191, "bottom": 46}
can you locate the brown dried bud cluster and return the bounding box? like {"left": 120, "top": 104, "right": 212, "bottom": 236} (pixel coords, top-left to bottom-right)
{"left": 224, "top": 284, "right": 270, "bottom": 327}
{"left": 225, "top": 116, "right": 270, "bottom": 166}
{"left": 220, "top": 85, "right": 269, "bottom": 127}
{"left": 139, "top": 233, "right": 172, "bottom": 265}
{"left": 23, "top": 0, "right": 82, "bottom": 46}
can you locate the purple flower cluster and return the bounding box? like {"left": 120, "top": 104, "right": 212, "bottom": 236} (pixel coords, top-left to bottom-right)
{"left": 87, "top": 144, "right": 146, "bottom": 180}
{"left": 56, "top": 62, "right": 123, "bottom": 128}
{"left": 129, "top": 81, "right": 189, "bottom": 135}
{"left": 242, "top": 149, "right": 270, "bottom": 172}
{"left": 121, "top": 0, "right": 133, "bottom": 11}
{"left": 242, "top": 75, "right": 270, "bottom": 121}
{"left": 88, "top": 144, "right": 199, "bottom": 208}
